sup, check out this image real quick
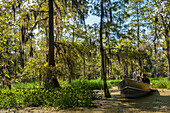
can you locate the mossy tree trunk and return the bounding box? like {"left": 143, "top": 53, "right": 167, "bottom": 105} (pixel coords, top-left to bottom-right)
{"left": 45, "top": 0, "right": 60, "bottom": 88}
{"left": 100, "top": 0, "right": 111, "bottom": 98}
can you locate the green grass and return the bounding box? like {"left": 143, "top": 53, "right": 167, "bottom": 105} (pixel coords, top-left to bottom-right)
{"left": 0, "top": 82, "right": 41, "bottom": 90}
{"left": 12, "top": 82, "right": 40, "bottom": 89}
{"left": 150, "top": 77, "right": 168, "bottom": 81}
{"left": 0, "top": 82, "right": 97, "bottom": 109}
{"left": 70, "top": 77, "right": 170, "bottom": 90}
{"left": 71, "top": 79, "right": 122, "bottom": 90}
{"left": 108, "top": 79, "right": 122, "bottom": 86}
{"left": 0, "top": 77, "right": 169, "bottom": 109}
{"left": 71, "top": 79, "right": 105, "bottom": 90}
{"left": 1, "top": 77, "right": 169, "bottom": 90}
{"left": 150, "top": 77, "right": 170, "bottom": 89}
{"left": 1, "top": 79, "right": 122, "bottom": 91}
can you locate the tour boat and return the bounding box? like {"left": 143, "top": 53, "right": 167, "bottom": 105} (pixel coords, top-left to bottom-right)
{"left": 118, "top": 79, "right": 151, "bottom": 98}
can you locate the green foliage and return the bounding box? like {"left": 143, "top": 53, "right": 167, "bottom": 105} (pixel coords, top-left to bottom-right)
{"left": 71, "top": 79, "right": 122, "bottom": 90}
{"left": 12, "top": 82, "right": 40, "bottom": 89}
{"left": 108, "top": 79, "right": 123, "bottom": 86}
{"left": 1, "top": 78, "right": 170, "bottom": 109}
{"left": 0, "top": 82, "right": 40, "bottom": 90}
{"left": 150, "top": 77, "right": 170, "bottom": 89}
{"left": 1, "top": 0, "right": 169, "bottom": 92}
{"left": 71, "top": 79, "right": 105, "bottom": 90}
{"left": 70, "top": 78, "right": 170, "bottom": 90}
{"left": 150, "top": 77, "right": 168, "bottom": 81}
{"left": 0, "top": 82, "right": 97, "bottom": 109}
{"left": 0, "top": 89, "right": 21, "bottom": 108}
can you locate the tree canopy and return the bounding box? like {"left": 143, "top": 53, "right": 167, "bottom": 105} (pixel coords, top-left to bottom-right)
{"left": 0, "top": 0, "right": 170, "bottom": 92}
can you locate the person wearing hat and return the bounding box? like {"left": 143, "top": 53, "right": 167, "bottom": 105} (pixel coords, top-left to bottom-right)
{"left": 135, "top": 74, "right": 142, "bottom": 82}
{"left": 142, "top": 74, "right": 150, "bottom": 84}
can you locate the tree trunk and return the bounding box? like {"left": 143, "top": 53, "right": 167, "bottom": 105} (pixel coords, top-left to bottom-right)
{"left": 72, "top": 28, "right": 75, "bottom": 42}
{"left": 20, "top": 26, "right": 25, "bottom": 69}
{"left": 88, "top": 66, "right": 91, "bottom": 80}
{"left": 45, "top": 0, "right": 60, "bottom": 88}
{"left": 48, "top": 0, "right": 55, "bottom": 67}
{"left": 108, "top": 61, "right": 110, "bottom": 79}
{"left": 45, "top": 26, "right": 49, "bottom": 62}
{"left": 165, "top": 30, "right": 170, "bottom": 80}
{"left": 125, "top": 61, "right": 128, "bottom": 76}
{"left": 101, "top": 61, "right": 103, "bottom": 80}
{"left": 159, "top": 9, "right": 170, "bottom": 80}
{"left": 153, "top": 21, "right": 158, "bottom": 77}
{"left": 131, "top": 61, "right": 134, "bottom": 78}
{"left": 83, "top": 56, "right": 86, "bottom": 77}
{"left": 6, "top": 39, "right": 11, "bottom": 90}
{"left": 100, "top": 0, "right": 111, "bottom": 98}
{"left": 137, "top": 3, "right": 142, "bottom": 73}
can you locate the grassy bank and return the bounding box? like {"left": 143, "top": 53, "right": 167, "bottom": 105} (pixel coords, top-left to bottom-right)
{"left": 150, "top": 77, "right": 170, "bottom": 89}
{"left": 1, "top": 77, "right": 169, "bottom": 90}
{"left": 71, "top": 78, "right": 170, "bottom": 90}
{"left": 0, "top": 81, "right": 97, "bottom": 109}
{"left": 71, "top": 79, "right": 122, "bottom": 90}
{"left": 0, "top": 77, "right": 169, "bottom": 109}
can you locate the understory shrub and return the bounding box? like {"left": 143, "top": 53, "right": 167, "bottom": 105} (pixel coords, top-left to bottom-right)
{"left": 151, "top": 80, "right": 170, "bottom": 89}
{"left": 108, "top": 79, "right": 122, "bottom": 86}
{"left": 1, "top": 77, "right": 170, "bottom": 109}
{"left": 71, "top": 79, "right": 114, "bottom": 90}
{"left": 0, "top": 84, "right": 97, "bottom": 109}
{"left": 12, "top": 82, "right": 40, "bottom": 89}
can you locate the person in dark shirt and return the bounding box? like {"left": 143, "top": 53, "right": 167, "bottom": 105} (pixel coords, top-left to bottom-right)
{"left": 142, "top": 74, "right": 150, "bottom": 84}
{"left": 123, "top": 74, "right": 128, "bottom": 79}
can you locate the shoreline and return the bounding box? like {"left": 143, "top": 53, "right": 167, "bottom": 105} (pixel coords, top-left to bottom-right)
{"left": 1, "top": 88, "right": 170, "bottom": 113}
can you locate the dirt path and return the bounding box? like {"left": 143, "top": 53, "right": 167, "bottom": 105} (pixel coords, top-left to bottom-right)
{"left": 1, "top": 88, "right": 170, "bottom": 113}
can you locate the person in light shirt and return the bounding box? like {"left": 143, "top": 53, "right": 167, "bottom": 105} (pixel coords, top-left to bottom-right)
{"left": 133, "top": 69, "right": 138, "bottom": 80}
{"left": 135, "top": 75, "right": 142, "bottom": 82}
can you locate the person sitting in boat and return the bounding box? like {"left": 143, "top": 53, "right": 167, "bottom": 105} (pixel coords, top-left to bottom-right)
{"left": 133, "top": 69, "right": 138, "bottom": 80}
{"left": 142, "top": 74, "right": 150, "bottom": 84}
{"left": 123, "top": 74, "right": 128, "bottom": 79}
{"left": 135, "top": 75, "right": 142, "bottom": 82}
